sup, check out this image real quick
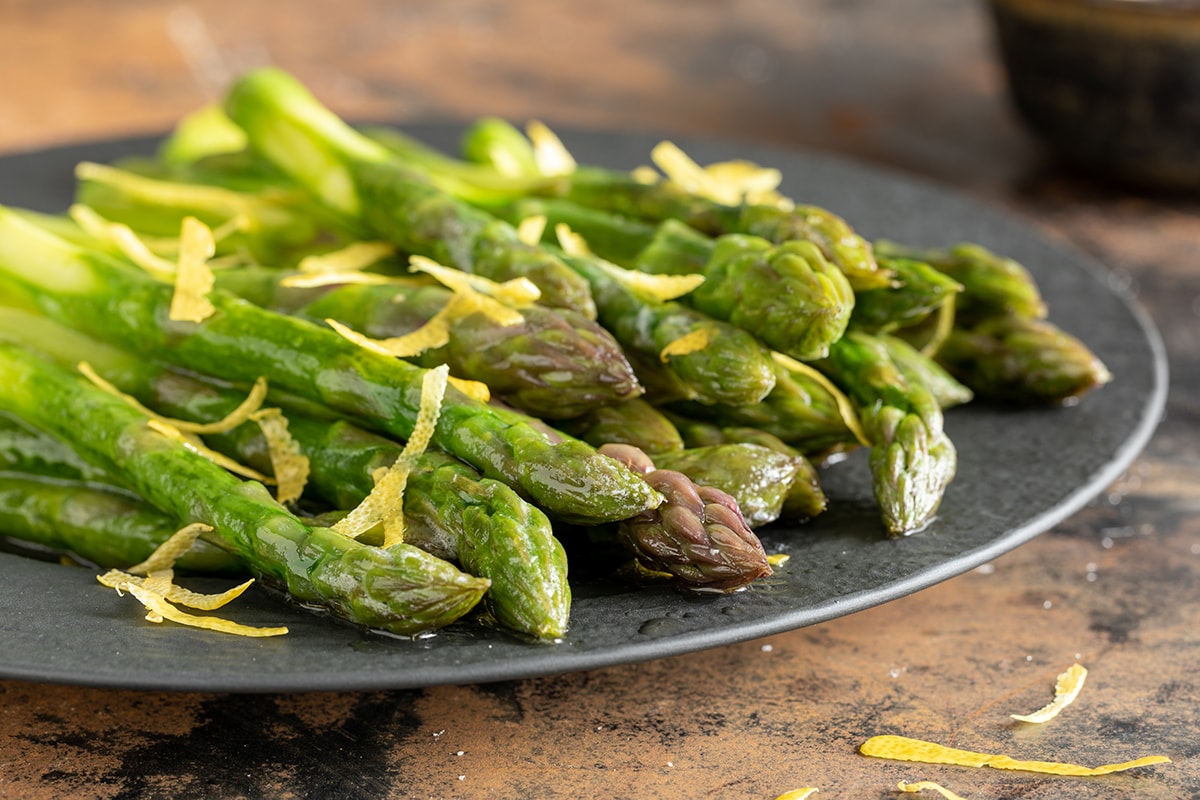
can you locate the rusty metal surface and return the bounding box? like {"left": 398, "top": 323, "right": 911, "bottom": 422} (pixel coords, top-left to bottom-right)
{"left": 0, "top": 2, "right": 1197, "bottom": 798}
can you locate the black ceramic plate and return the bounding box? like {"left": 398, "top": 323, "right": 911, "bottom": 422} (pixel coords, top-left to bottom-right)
{"left": 0, "top": 127, "right": 1167, "bottom": 692}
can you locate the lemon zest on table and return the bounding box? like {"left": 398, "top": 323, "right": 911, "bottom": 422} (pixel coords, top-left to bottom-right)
{"left": 860, "top": 735, "right": 1170, "bottom": 777}
{"left": 897, "top": 780, "right": 969, "bottom": 799}
{"left": 1011, "top": 663, "right": 1088, "bottom": 723}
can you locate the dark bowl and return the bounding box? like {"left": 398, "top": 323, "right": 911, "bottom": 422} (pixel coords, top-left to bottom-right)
{"left": 989, "top": 0, "right": 1200, "bottom": 189}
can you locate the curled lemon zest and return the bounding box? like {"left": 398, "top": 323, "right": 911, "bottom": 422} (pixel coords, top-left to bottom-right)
{"left": 168, "top": 216, "right": 217, "bottom": 323}
{"left": 771, "top": 352, "right": 871, "bottom": 447}
{"left": 326, "top": 312, "right": 453, "bottom": 360}
{"left": 516, "top": 215, "right": 548, "bottom": 246}
{"left": 98, "top": 521, "right": 286, "bottom": 637}
{"left": 332, "top": 365, "right": 450, "bottom": 546}
{"left": 78, "top": 363, "right": 268, "bottom": 435}
{"left": 146, "top": 419, "right": 274, "bottom": 483}
{"left": 250, "top": 408, "right": 311, "bottom": 506}
{"left": 1011, "top": 663, "right": 1088, "bottom": 724}
{"left": 410, "top": 255, "right": 540, "bottom": 311}
{"left": 766, "top": 554, "right": 791, "bottom": 567}
{"left": 448, "top": 376, "right": 491, "bottom": 403}
{"left": 296, "top": 241, "right": 394, "bottom": 274}
{"left": 68, "top": 204, "right": 178, "bottom": 282}
{"left": 555, "top": 223, "right": 703, "bottom": 301}
{"left": 897, "top": 781, "right": 968, "bottom": 799}
{"left": 660, "top": 326, "right": 718, "bottom": 362}
{"left": 526, "top": 120, "right": 576, "bottom": 176}
{"left": 630, "top": 165, "right": 660, "bottom": 184}
{"left": 860, "top": 735, "right": 1170, "bottom": 777}
{"left": 651, "top": 141, "right": 793, "bottom": 209}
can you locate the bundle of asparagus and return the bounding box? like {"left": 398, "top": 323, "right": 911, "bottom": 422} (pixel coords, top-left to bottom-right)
{"left": 0, "top": 67, "right": 1110, "bottom": 641}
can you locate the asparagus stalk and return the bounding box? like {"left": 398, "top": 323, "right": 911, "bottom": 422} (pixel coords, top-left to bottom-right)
{"left": 0, "top": 472, "right": 244, "bottom": 574}
{"left": 0, "top": 207, "right": 661, "bottom": 525}
{"left": 0, "top": 341, "right": 489, "bottom": 634}
{"left": 850, "top": 254, "right": 963, "bottom": 334}
{"left": 223, "top": 67, "right": 595, "bottom": 315}
{"left": 214, "top": 267, "right": 643, "bottom": 419}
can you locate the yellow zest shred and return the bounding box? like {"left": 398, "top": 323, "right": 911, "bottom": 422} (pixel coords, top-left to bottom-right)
{"left": 68, "top": 204, "right": 178, "bottom": 282}
{"left": 280, "top": 270, "right": 401, "bottom": 288}
{"left": 1011, "top": 663, "right": 1088, "bottom": 724}
{"left": 146, "top": 419, "right": 274, "bottom": 483}
{"left": 516, "top": 214, "right": 548, "bottom": 246}
{"left": 650, "top": 141, "right": 794, "bottom": 208}
{"left": 98, "top": 522, "right": 287, "bottom": 637}
{"left": 410, "top": 255, "right": 540, "bottom": 312}
{"left": 766, "top": 553, "right": 791, "bottom": 568}
{"left": 250, "top": 408, "right": 311, "bottom": 506}
{"left": 555, "top": 223, "right": 704, "bottom": 301}
{"left": 449, "top": 375, "right": 491, "bottom": 403}
{"left": 773, "top": 789, "right": 818, "bottom": 800}
{"left": 78, "top": 363, "right": 268, "bottom": 435}
{"left": 326, "top": 313, "right": 452, "bottom": 359}
{"left": 168, "top": 216, "right": 217, "bottom": 322}
{"left": 897, "top": 780, "right": 968, "bottom": 799}
{"left": 659, "top": 326, "right": 718, "bottom": 362}
{"left": 860, "top": 735, "right": 1170, "bottom": 777}
{"left": 771, "top": 352, "right": 871, "bottom": 447}
{"left": 526, "top": 120, "right": 577, "bottom": 176}
{"left": 332, "top": 365, "right": 450, "bottom": 546}
{"left": 296, "top": 241, "right": 395, "bottom": 274}
{"left": 630, "top": 165, "right": 661, "bottom": 184}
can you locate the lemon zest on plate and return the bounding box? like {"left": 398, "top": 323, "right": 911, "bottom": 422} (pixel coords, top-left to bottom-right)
{"left": 660, "top": 326, "right": 718, "bottom": 362}
{"left": 296, "top": 241, "right": 394, "bottom": 274}
{"left": 555, "top": 223, "right": 703, "bottom": 301}
{"left": 168, "top": 216, "right": 217, "bottom": 322}
{"left": 331, "top": 365, "right": 450, "bottom": 546}
{"left": 250, "top": 408, "right": 311, "bottom": 506}
{"left": 526, "top": 120, "right": 576, "bottom": 176}
{"left": 78, "top": 362, "right": 268, "bottom": 435}
{"left": 146, "top": 418, "right": 274, "bottom": 483}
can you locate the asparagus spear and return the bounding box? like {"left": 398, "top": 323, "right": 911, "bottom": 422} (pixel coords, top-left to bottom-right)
{"left": 597, "top": 444, "right": 771, "bottom": 590}
{"left": 817, "top": 330, "right": 957, "bottom": 536}
{"left": 223, "top": 67, "right": 595, "bottom": 315}
{"left": 0, "top": 207, "right": 661, "bottom": 525}
{"left": 0, "top": 472, "right": 244, "bottom": 574}
{"left": 850, "top": 255, "right": 963, "bottom": 334}
{"left": 453, "top": 117, "right": 889, "bottom": 291}
{"left": 0, "top": 341, "right": 490, "bottom": 634}
{"left": 935, "top": 315, "right": 1112, "bottom": 404}
{"left": 213, "top": 267, "right": 643, "bottom": 419}
{"left": 878, "top": 333, "right": 974, "bottom": 410}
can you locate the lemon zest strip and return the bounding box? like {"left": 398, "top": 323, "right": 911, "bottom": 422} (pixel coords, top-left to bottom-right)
{"left": 516, "top": 215, "right": 548, "bottom": 246}
{"left": 526, "top": 120, "right": 576, "bottom": 176}
{"left": 555, "top": 223, "right": 703, "bottom": 301}
{"left": 147, "top": 419, "right": 274, "bottom": 483}
{"left": 1011, "top": 663, "right": 1088, "bottom": 724}
{"left": 168, "top": 216, "right": 217, "bottom": 322}
{"left": 78, "top": 363, "right": 268, "bottom": 435}
{"left": 280, "top": 271, "right": 402, "bottom": 288}
{"left": 897, "top": 780, "right": 968, "bottom": 799}
{"left": 296, "top": 241, "right": 394, "bottom": 274}
{"left": 250, "top": 408, "right": 311, "bottom": 506}
{"left": 660, "top": 326, "right": 718, "bottom": 362}
{"left": 860, "top": 735, "right": 1170, "bottom": 777}
{"left": 68, "top": 204, "right": 178, "bottom": 282}
{"left": 773, "top": 789, "right": 818, "bottom": 800}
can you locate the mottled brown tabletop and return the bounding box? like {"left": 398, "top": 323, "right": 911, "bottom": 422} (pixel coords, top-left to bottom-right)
{"left": 0, "top": 2, "right": 1197, "bottom": 798}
